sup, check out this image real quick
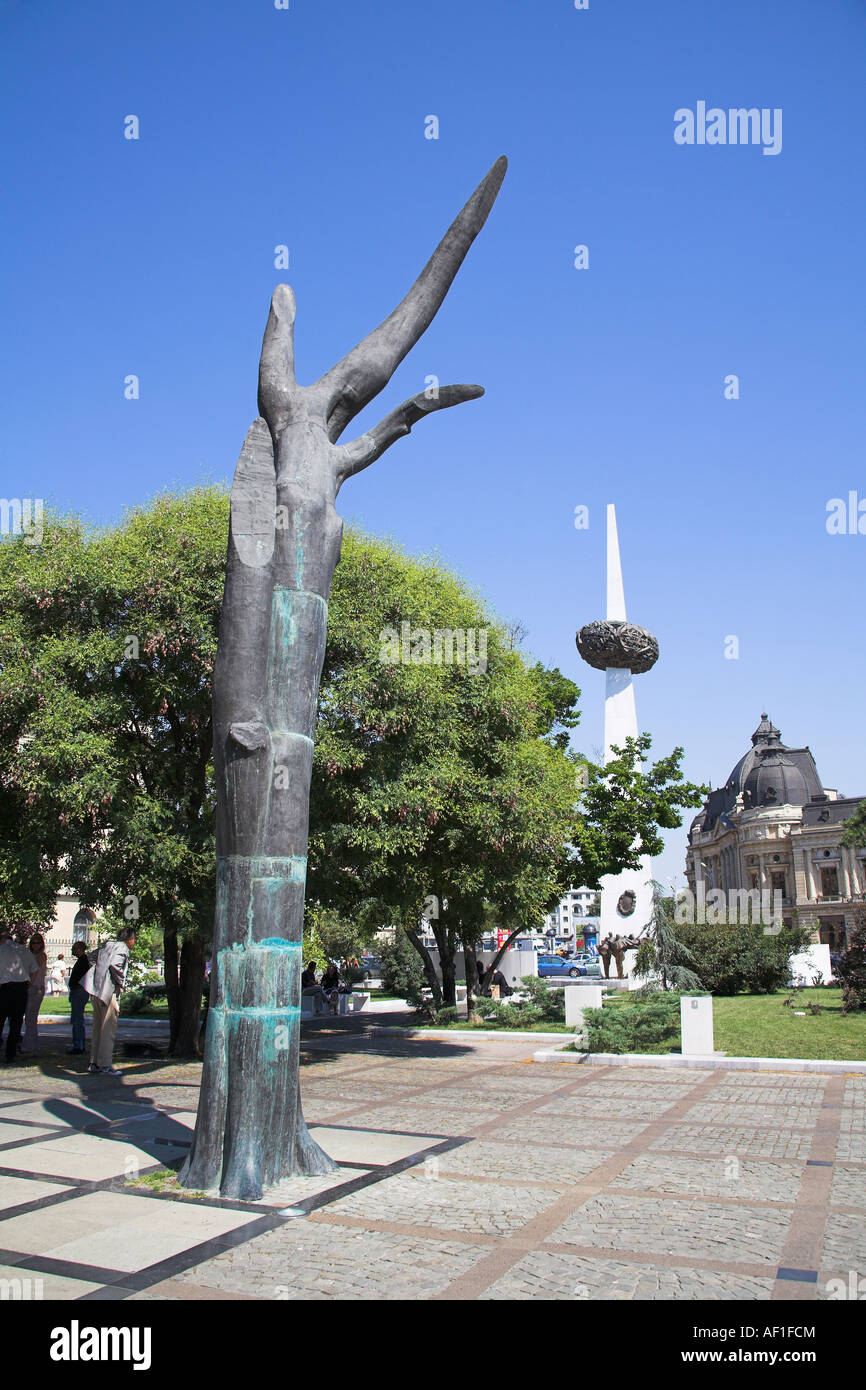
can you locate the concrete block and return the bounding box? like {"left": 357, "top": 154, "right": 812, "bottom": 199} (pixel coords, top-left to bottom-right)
{"left": 681, "top": 994, "right": 713, "bottom": 1055}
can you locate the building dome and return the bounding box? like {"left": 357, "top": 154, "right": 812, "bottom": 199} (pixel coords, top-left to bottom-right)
{"left": 742, "top": 751, "right": 814, "bottom": 809}
{"left": 692, "top": 714, "right": 825, "bottom": 834}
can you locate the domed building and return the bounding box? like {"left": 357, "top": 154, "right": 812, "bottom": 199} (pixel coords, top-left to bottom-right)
{"left": 685, "top": 715, "right": 866, "bottom": 949}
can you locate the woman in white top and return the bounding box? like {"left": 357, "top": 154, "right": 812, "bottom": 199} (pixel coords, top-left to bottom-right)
{"left": 48, "top": 955, "right": 67, "bottom": 996}
{"left": 21, "top": 933, "right": 48, "bottom": 1054}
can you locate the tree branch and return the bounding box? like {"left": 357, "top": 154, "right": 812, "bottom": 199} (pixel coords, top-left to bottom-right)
{"left": 257, "top": 285, "right": 297, "bottom": 437}
{"left": 335, "top": 385, "right": 484, "bottom": 485}
{"left": 316, "top": 157, "right": 507, "bottom": 441}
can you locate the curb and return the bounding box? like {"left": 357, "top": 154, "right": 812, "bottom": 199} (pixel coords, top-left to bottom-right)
{"left": 531, "top": 1048, "right": 866, "bottom": 1074}
{"left": 369, "top": 1026, "right": 572, "bottom": 1043}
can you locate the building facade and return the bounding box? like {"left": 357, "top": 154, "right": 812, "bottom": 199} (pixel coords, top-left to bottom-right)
{"left": 542, "top": 887, "right": 600, "bottom": 946}
{"left": 686, "top": 714, "right": 865, "bottom": 949}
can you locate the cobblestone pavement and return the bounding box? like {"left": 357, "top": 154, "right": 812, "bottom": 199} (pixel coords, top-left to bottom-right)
{"left": 0, "top": 1023, "right": 863, "bottom": 1301}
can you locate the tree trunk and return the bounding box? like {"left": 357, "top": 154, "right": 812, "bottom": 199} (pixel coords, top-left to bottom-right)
{"left": 171, "top": 933, "right": 206, "bottom": 1057}
{"left": 406, "top": 927, "right": 443, "bottom": 1010}
{"left": 179, "top": 159, "right": 506, "bottom": 1199}
{"left": 464, "top": 939, "right": 480, "bottom": 1003}
{"left": 164, "top": 921, "right": 180, "bottom": 1051}
{"left": 486, "top": 923, "right": 528, "bottom": 980}
{"left": 434, "top": 922, "right": 457, "bottom": 1008}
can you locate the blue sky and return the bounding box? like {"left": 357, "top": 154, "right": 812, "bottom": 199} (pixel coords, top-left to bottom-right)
{"left": 2, "top": 0, "right": 864, "bottom": 889}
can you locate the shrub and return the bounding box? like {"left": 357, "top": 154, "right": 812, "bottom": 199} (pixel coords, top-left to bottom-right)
{"left": 471, "top": 977, "right": 566, "bottom": 1030}
{"left": 675, "top": 923, "right": 810, "bottom": 995}
{"left": 378, "top": 930, "right": 428, "bottom": 1011}
{"left": 836, "top": 915, "right": 866, "bottom": 1014}
{"left": 581, "top": 994, "right": 681, "bottom": 1054}
{"left": 121, "top": 982, "right": 167, "bottom": 1016}
{"left": 433, "top": 1005, "right": 458, "bottom": 1027}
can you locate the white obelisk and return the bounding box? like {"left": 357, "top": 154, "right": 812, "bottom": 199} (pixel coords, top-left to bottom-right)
{"left": 600, "top": 504, "right": 654, "bottom": 944}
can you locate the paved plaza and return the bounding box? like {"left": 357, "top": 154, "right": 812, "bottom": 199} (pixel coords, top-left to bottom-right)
{"left": 0, "top": 1017, "right": 864, "bottom": 1301}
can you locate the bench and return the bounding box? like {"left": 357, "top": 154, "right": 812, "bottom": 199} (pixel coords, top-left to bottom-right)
{"left": 300, "top": 992, "right": 370, "bottom": 1020}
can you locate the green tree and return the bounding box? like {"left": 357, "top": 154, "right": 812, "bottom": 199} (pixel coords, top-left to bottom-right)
{"left": 634, "top": 882, "right": 703, "bottom": 991}
{"left": 842, "top": 803, "right": 866, "bottom": 850}
{"left": 306, "top": 532, "right": 706, "bottom": 1006}
{"left": 0, "top": 491, "right": 224, "bottom": 1054}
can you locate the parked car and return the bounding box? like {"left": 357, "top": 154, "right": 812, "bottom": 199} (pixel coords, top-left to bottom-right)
{"left": 536, "top": 953, "right": 597, "bottom": 979}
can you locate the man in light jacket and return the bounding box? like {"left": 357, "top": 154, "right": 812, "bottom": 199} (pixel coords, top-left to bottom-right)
{"left": 0, "top": 928, "right": 41, "bottom": 1063}
{"left": 85, "top": 927, "right": 136, "bottom": 1075}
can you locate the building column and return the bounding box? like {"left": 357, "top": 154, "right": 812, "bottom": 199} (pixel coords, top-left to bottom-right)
{"left": 840, "top": 850, "right": 852, "bottom": 899}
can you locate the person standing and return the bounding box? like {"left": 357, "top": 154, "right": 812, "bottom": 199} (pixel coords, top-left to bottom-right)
{"left": 21, "top": 933, "right": 48, "bottom": 1055}
{"left": 610, "top": 934, "right": 626, "bottom": 980}
{"left": 66, "top": 941, "right": 90, "bottom": 1056}
{"left": 48, "top": 955, "right": 67, "bottom": 997}
{"left": 598, "top": 935, "right": 612, "bottom": 979}
{"left": 86, "top": 927, "right": 135, "bottom": 1075}
{"left": 0, "top": 929, "right": 41, "bottom": 1064}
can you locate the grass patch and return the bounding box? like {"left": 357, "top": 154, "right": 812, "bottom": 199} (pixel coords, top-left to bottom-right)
{"left": 125, "top": 1161, "right": 209, "bottom": 1200}
{"left": 38, "top": 997, "right": 171, "bottom": 1019}
{"left": 713, "top": 989, "right": 866, "bottom": 1061}
{"left": 377, "top": 1016, "right": 572, "bottom": 1033}
{"left": 565, "top": 988, "right": 866, "bottom": 1061}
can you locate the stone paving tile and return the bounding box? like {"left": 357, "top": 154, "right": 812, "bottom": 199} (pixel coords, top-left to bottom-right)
{"left": 550, "top": 1193, "right": 791, "bottom": 1266}
{"left": 0, "top": 1263, "right": 102, "bottom": 1298}
{"left": 258, "top": 1166, "right": 371, "bottom": 1207}
{"left": 325, "top": 1171, "right": 560, "bottom": 1235}
{"left": 479, "top": 1249, "right": 775, "bottom": 1301}
{"left": 819, "top": 1213, "right": 866, "bottom": 1276}
{"left": 651, "top": 1124, "right": 812, "bottom": 1160}
{"left": 579, "top": 1081, "right": 704, "bottom": 1103}
{"left": 839, "top": 1109, "right": 866, "bottom": 1133}
{"left": 835, "top": 1132, "right": 866, "bottom": 1162}
{"left": 682, "top": 1101, "right": 822, "bottom": 1128}
{"left": 1, "top": 1189, "right": 261, "bottom": 1273}
{"left": 0, "top": 1098, "right": 158, "bottom": 1128}
{"left": 581, "top": 1067, "right": 712, "bottom": 1085}
{"left": 609, "top": 1153, "right": 802, "bottom": 1203}
{"left": 714, "top": 1072, "right": 826, "bottom": 1091}
{"left": 536, "top": 1095, "right": 676, "bottom": 1122}
{"left": 299, "top": 1081, "right": 416, "bottom": 1104}
{"left": 437, "top": 1139, "right": 606, "bottom": 1185}
{"left": 829, "top": 1164, "right": 866, "bottom": 1208}
{"left": 0, "top": 1132, "right": 189, "bottom": 1182}
{"left": 704, "top": 1085, "right": 826, "bottom": 1107}
{"left": 340, "top": 1103, "right": 487, "bottom": 1133}
{"left": 299, "top": 1099, "right": 363, "bottom": 1124}
{"left": 0, "top": 1121, "right": 61, "bottom": 1144}
{"left": 492, "top": 1114, "right": 649, "bottom": 1149}
{"left": 0, "top": 1173, "right": 72, "bottom": 1206}
{"left": 470, "top": 1071, "right": 577, "bottom": 1095}
{"left": 309, "top": 1126, "right": 445, "bottom": 1166}
{"left": 168, "top": 1219, "right": 489, "bottom": 1300}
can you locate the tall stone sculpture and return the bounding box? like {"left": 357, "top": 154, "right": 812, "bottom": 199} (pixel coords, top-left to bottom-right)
{"left": 180, "top": 157, "right": 507, "bottom": 1199}
{"left": 576, "top": 504, "right": 659, "bottom": 945}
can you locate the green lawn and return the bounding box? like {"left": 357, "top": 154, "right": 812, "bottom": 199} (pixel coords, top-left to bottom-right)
{"left": 713, "top": 989, "right": 866, "bottom": 1061}
{"left": 587, "top": 988, "right": 866, "bottom": 1062}
{"left": 39, "top": 997, "right": 171, "bottom": 1019}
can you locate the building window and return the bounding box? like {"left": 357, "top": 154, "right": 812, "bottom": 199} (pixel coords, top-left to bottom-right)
{"left": 72, "top": 908, "right": 95, "bottom": 943}
{"left": 820, "top": 867, "right": 839, "bottom": 897}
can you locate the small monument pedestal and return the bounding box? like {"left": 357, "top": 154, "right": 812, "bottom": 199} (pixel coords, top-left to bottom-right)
{"left": 680, "top": 994, "right": 714, "bottom": 1055}
{"left": 565, "top": 983, "right": 604, "bottom": 1032}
